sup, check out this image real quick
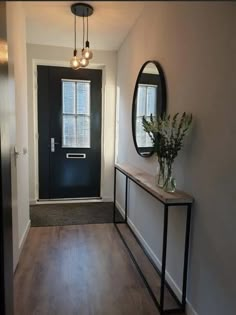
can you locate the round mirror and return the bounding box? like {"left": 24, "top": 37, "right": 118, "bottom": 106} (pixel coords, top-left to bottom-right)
{"left": 132, "top": 60, "right": 166, "bottom": 157}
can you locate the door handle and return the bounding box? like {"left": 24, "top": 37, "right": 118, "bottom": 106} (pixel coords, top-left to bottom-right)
{"left": 51, "top": 138, "right": 59, "bottom": 152}
{"left": 14, "top": 146, "right": 21, "bottom": 156}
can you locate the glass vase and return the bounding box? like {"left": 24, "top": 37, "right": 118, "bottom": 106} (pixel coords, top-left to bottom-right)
{"left": 156, "top": 158, "right": 166, "bottom": 188}
{"left": 163, "top": 161, "right": 176, "bottom": 193}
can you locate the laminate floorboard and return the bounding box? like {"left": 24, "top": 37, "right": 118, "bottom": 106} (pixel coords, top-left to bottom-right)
{"left": 14, "top": 224, "right": 184, "bottom": 315}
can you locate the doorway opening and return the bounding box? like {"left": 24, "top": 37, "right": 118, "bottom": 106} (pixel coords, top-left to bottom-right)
{"left": 37, "top": 65, "right": 102, "bottom": 200}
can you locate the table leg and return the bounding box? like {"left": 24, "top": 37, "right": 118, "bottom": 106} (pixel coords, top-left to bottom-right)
{"left": 182, "top": 204, "right": 192, "bottom": 308}
{"left": 113, "top": 167, "right": 117, "bottom": 223}
{"left": 125, "top": 176, "right": 128, "bottom": 223}
{"left": 160, "top": 205, "right": 169, "bottom": 313}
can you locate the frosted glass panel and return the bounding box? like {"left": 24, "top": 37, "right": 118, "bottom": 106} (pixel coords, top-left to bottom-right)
{"left": 136, "top": 84, "right": 157, "bottom": 148}
{"left": 62, "top": 79, "right": 91, "bottom": 148}
{"left": 136, "top": 86, "right": 146, "bottom": 116}
{"left": 146, "top": 86, "right": 157, "bottom": 116}
{"left": 136, "top": 117, "right": 153, "bottom": 148}
{"left": 62, "top": 81, "right": 75, "bottom": 114}
{"left": 77, "top": 82, "right": 90, "bottom": 115}
{"left": 77, "top": 116, "right": 90, "bottom": 147}
{"left": 63, "top": 115, "right": 76, "bottom": 147}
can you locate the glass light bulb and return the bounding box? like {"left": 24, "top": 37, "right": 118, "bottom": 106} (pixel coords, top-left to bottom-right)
{"left": 79, "top": 56, "right": 89, "bottom": 67}
{"left": 70, "top": 56, "right": 80, "bottom": 70}
{"left": 83, "top": 48, "right": 93, "bottom": 60}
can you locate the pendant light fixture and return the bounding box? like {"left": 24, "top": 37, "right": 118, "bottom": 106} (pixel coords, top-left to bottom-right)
{"left": 70, "top": 14, "right": 80, "bottom": 70}
{"left": 70, "top": 3, "right": 94, "bottom": 70}
{"left": 83, "top": 8, "right": 93, "bottom": 60}
{"left": 79, "top": 14, "right": 89, "bottom": 67}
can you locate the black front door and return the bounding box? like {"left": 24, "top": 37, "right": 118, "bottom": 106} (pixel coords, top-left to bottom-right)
{"left": 38, "top": 66, "right": 102, "bottom": 199}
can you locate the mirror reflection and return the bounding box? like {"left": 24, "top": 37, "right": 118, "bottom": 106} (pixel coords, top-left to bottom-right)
{"left": 132, "top": 61, "right": 166, "bottom": 157}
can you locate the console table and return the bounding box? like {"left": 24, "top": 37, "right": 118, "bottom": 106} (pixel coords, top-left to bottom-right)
{"left": 113, "top": 163, "right": 193, "bottom": 314}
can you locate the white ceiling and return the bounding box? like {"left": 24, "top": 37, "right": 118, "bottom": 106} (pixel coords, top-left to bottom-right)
{"left": 23, "top": 1, "right": 148, "bottom": 51}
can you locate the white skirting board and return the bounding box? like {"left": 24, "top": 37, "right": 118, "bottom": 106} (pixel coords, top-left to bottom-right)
{"left": 115, "top": 201, "right": 199, "bottom": 315}
{"left": 18, "top": 220, "right": 31, "bottom": 255}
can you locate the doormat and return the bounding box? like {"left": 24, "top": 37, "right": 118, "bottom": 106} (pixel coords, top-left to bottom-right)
{"left": 30, "top": 202, "right": 123, "bottom": 227}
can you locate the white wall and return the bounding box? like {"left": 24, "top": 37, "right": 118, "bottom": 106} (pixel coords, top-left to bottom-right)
{"left": 27, "top": 44, "right": 116, "bottom": 203}
{"left": 6, "top": 1, "right": 30, "bottom": 270}
{"left": 116, "top": 2, "right": 236, "bottom": 315}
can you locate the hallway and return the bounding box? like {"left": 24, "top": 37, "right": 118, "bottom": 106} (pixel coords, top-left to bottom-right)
{"left": 14, "top": 224, "right": 160, "bottom": 315}
{"left": 0, "top": 2, "right": 234, "bottom": 315}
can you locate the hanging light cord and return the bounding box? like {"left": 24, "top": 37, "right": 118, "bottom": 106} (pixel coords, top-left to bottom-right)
{"left": 74, "top": 14, "right": 77, "bottom": 55}
{"left": 82, "top": 14, "right": 85, "bottom": 50}
{"left": 86, "top": 10, "right": 89, "bottom": 42}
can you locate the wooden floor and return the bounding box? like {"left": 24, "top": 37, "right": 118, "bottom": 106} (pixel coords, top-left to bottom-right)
{"left": 14, "top": 224, "right": 183, "bottom": 315}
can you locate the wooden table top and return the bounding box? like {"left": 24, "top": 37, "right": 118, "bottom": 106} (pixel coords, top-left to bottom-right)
{"left": 115, "top": 163, "right": 193, "bottom": 205}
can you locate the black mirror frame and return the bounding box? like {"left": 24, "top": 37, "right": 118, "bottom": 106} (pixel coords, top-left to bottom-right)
{"left": 132, "top": 60, "right": 167, "bottom": 158}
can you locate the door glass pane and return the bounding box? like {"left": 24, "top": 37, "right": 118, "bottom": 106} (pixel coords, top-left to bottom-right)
{"left": 62, "top": 80, "right": 91, "bottom": 148}
{"left": 77, "top": 82, "right": 90, "bottom": 115}
{"left": 136, "top": 84, "right": 157, "bottom": 148}
{"left": 146, "top": 86, "right": 157, "bottom": 116}
{"left": 62, "top": 81, "right": 75, "bottom": 114}
{"left": 63, "top": 115, "right": 76, "bottom": 147}
{"left": 136, "top": 85, "right": 146, "bottom": 116}
{"left": 77, "top": 116, "right": 90, "bottom": 148}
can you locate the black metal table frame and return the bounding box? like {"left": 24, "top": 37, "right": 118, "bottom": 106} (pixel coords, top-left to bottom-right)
{"left": 113, "top": 166, "right": 192, "bottom": 315}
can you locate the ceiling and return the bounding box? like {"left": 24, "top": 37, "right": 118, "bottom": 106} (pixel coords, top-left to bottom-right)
{"left": 23, "top": 1, "right": 148, "bottom": 51}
